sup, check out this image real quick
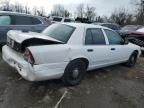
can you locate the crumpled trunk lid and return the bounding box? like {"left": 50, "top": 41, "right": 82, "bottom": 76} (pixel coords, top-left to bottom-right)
{"left": 7, "top": 30, "right": 63, "bottom": 52}
{"left": 7, "top": 30, "right": 63, "bottom": 43}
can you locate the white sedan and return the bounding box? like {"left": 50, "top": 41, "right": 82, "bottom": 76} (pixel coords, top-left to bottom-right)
{"left": 2, "top": 23, "right": 141, "bottom": 86}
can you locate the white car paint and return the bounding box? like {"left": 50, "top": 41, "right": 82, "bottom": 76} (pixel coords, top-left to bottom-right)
{"left": 137, "top": 28, "right": 144, "bottom": 32}
{"left": 2, "top": 23, "right": 141, "bottom": 81}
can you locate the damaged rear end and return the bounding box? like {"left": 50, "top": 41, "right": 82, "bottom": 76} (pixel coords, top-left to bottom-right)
{"left": 7, "top": 30, "right": 63, "bottom": 52}
{"left": 2, "top": 30, "right": 69, "bottom": 81}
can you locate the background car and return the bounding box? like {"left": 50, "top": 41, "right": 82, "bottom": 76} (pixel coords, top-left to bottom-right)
{"left": 123, "top": 31, "right": 144, "bottom": 56}
{"left": 92, "top": 23, "right": 121, "bottom": 31}
{"left": 137, "top": 27, "right": 144, "bottom": 32}
{"left": 119, "top": 25, "right": 144, "bottom": 37}
{"left": 47, "top": 16, "right": 74, "bottom": 25}
{"left": 122, "top": 25, "right": 143, "bottom": 31}
{"left": 0, "top": 11, "right": 49, "bottom": 46}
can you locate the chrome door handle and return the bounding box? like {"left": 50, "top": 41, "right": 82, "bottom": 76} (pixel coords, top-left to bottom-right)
{"left": 111, "top": 48, "right": 116, "bottom": 51}
{"left": 87, "top": 49, "right": 94, "bottom": 52}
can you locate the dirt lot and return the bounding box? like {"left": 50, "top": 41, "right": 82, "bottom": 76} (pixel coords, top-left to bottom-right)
{"left": 0, "top": 51, "right": 144, "bottom": 108}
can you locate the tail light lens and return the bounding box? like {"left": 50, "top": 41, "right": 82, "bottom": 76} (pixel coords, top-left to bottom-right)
{"left": 23, "top": 48, "right": 35, "bottom": 65}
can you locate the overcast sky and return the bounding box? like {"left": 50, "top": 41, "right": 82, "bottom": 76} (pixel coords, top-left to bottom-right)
{"left": 11, "top": 0, "right": 132, "bottom": 16}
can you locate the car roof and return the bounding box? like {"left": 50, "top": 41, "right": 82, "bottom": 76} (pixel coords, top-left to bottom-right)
{"left": 62, "top": 23, "right": 109, "bottom": 29}
{"left": 93, "top": 22, "right": 119, "bottom": 25}
{"left": 0, "top": 11, "right": 42, "bottom": 18}
{"left": 50, "top": 16, "right": 71, "bottom": 19}
{"left": 123, "top": 25, "right": 142, "bottom": 27}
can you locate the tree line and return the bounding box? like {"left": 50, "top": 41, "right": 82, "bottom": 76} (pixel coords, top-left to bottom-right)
{"left": 0, "top": 0, "right": 46, "bottom": 16}
{"left": 0, "top": 0, "right": 144, "bottom": 26}
{"left": 110, "top": 0, "right": 144, "bottom": 26}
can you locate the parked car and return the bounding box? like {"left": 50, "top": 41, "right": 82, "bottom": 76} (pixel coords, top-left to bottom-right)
{"left": 0, "top": 11, "right": 49, "bottom": 46}
{"left": 75, "top": 17, "right": 91, "bottom": 23}
{"left": 93, "top": 23, "right": 121, "bottom": 31}
{"left": 2, "top": 23, "right": 141, "bottom": 86}
{"left": 122, "top": 25, "right": 143, "bottom": 31}
{"left": 122, "top": 31, "right": 144, "bottom": 56}
{"left": 47, "top": 16, "right": 74, "bottom": 25}
{"left": 119, "top": 25, "right": 144, "bottom": 37}
{"left": 137, "top": 27, "right": 144, "bottom": 32}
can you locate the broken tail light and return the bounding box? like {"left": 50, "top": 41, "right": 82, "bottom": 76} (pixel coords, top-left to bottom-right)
{"left": 23, "top": 48, "right": 35, "bottom": 65}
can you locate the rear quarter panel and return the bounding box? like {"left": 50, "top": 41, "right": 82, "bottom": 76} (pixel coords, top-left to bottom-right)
{"left": 28, "top": 44, "right": 71, "bottom": 64}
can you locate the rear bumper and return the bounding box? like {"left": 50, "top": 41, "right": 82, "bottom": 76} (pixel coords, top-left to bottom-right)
{"left": 2, "top": 45, "right": 67, "bottom": 81}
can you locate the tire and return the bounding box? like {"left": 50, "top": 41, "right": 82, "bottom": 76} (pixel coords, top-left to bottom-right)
{"left": 142, "top": 51, "right": 144, "bottom": 57}
{"left": 0, "top": 44, "right": 3, "bottom": 49}
{"left": 125, "top": 52, "right": 138, "bottom": 67}
{"left": 0, "top": 43, "right": 4, "bottom": 48}
{"left": 62, "top": 59, "right": 87, "bottom": 86}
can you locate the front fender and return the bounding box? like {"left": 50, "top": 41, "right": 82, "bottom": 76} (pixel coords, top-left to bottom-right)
{"left": 28, "top": 45, "right": 70, "bottom": 64}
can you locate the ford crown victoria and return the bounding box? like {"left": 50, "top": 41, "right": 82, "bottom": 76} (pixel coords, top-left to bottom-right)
{"left": 2, "top": 23, "right": 141, "bottom": 85}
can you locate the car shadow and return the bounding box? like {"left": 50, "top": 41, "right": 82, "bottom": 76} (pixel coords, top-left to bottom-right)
{"left": 27, "top": 67, "right": 113, "bottom": 94}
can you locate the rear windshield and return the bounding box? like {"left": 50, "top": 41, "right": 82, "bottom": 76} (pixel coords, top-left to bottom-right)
{"left": 42, "top": 24, "right": 75, "bottom": 43}
{"left": 64, "top": 19, "right": 71, "bottom": 22}
{"left": 53, "top": 17, "right": 62, "bottom": 22}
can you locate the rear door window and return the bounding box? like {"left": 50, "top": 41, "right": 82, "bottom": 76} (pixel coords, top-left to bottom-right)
{"left": 91, "top": 29, "right": 106, "bottom": 45}
{"left": 85, "top": 28, "right": 106, "bottom": 45}
{"left": 53, "top": 17, "right": 62, "bottom": 22}
{"left": 0, "top": 16, "right": 11, "bottom": 25}
{"left": 85, "top": 29, "right": 93, "bottom": 45}
{"left": 11, "top": 15, "right": 32, "bottom": 25}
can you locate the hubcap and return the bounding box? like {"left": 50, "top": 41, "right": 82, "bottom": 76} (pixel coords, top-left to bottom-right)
{"left": 72, "top": 68, "right": 79, "bottom": 78}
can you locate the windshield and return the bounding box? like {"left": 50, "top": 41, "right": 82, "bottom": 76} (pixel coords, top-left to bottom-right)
{"left": 64, "top": 19, "right": 71, "bottom": 22}
{"left": 42, "top": 24, "right": 75, "bottom": 43}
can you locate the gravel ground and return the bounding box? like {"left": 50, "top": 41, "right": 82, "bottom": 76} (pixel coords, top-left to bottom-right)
{"left": 0, "top": 51, "right": 144, "bottom": 108}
